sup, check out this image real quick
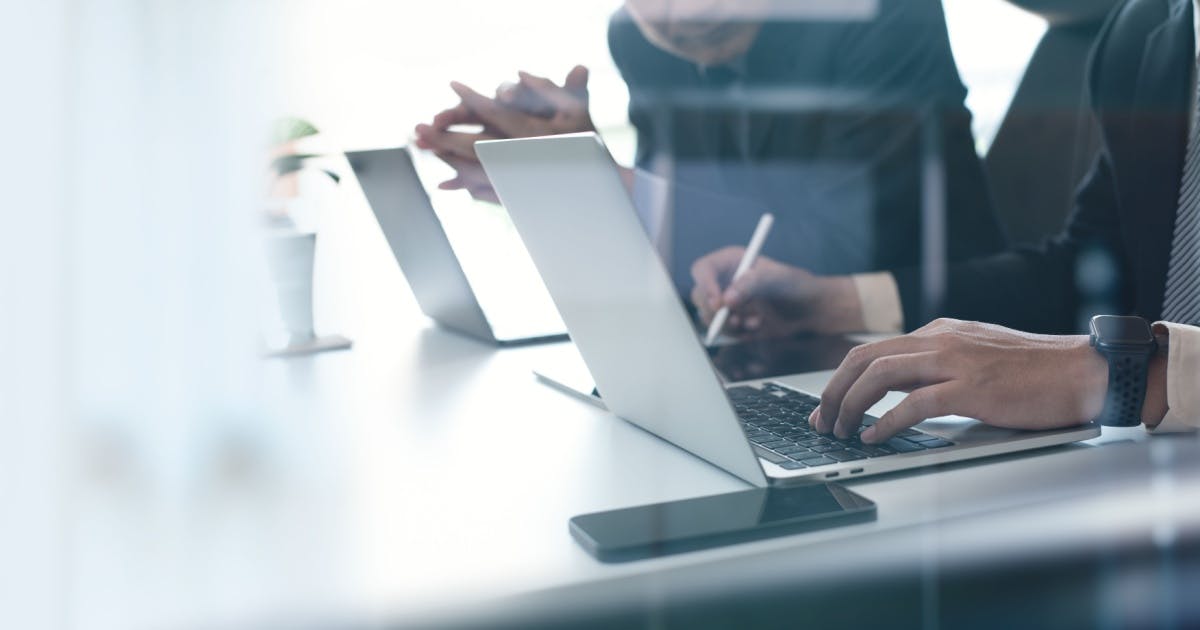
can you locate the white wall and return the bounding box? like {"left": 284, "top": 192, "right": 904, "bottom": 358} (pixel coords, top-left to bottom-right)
{"left": 278, "top": 0, "right": 1047, "bottom": 159}
{"left": 0, "top": 2, "right": 278, "bottom": 628}
{"left": 0, "top": 2, "right": 1048, "bottom": 626}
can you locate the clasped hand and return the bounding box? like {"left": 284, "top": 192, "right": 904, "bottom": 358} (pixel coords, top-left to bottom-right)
{"left": 414, "top": 65, "right": 596, "bottom": 203}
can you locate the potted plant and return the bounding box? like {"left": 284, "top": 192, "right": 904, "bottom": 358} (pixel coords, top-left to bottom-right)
{"left": 262, "top": 117, "right": 350, "bottom": 355}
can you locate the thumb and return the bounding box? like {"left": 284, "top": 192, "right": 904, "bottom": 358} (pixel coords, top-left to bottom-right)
{"left": 564, "top": 65, "right": 589, "bottom": 94}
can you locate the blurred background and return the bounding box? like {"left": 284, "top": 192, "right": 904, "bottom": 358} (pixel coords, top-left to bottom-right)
{"left": 280, "top": 0, "right": 1045, "bottom": 156}
{"left": 279, "top": 0, "right": 1050, "bottom": 345}
{"left": 1, "top": 2, "right": 1082, "bottom": 628}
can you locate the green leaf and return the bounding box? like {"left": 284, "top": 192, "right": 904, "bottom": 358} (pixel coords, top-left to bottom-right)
{"left": 270, "top": 118, "right": 320, "bottom": 145}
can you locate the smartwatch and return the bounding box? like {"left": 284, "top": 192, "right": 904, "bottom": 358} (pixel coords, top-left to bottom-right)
{"left": 1089, "top": 315, "right": 1158, "bottom": 427}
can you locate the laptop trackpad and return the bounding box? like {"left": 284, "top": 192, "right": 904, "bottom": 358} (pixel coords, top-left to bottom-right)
{"left": 918, "top": 416, "right": 1083, "bottom": 444}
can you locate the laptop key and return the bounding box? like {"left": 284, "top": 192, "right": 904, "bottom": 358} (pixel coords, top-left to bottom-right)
{"left": 733, "top": 386, "right": 886, "bottom": 462}
{"left": 825, "top": 450, "right": 866, "bottom": 462}
{"left": 779, "top": 461, "right": 808, "bottom": 470}
{"left": 752, "top": 445, "right": 791, "bottom": 464}
{"left": 921, "top": 438, "right": 953, "bottom": 448}
{"left": 797, "top": 455, "right": 837, "bottom": 467}
{"left": 885, "top": 438, "right": 926, "bottom": 453}
{"left": 910, "top": 434, "right": 946, "bottom": 444}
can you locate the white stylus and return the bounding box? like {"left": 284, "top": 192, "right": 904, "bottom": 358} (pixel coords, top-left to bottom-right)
{"left": 703, "top": 213, "right": 775, "bottom": 347}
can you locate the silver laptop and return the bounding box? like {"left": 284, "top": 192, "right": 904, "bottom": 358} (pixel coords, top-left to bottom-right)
{"left": 347, "top": 147, "right": 566, "bottom": 346}
{"left": 476, "top": 132, "right": 1100, "bottom": 486}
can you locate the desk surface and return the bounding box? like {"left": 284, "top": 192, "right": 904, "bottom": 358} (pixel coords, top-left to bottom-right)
{"left": 66, "top": 185, "right": 1200, "bottom": 629}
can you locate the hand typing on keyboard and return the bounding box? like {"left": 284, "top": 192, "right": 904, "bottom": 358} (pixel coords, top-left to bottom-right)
{"left": 731, "top": 384, "right": 953, "bottom": 470}
{"left": 807, "top": 318, "right": 1112, "bottom": 444}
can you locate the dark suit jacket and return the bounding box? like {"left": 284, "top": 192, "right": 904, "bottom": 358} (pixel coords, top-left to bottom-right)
{"left": 608, "top": 0, "right": 1007, "bottom": 291}
{"left": 893, "top": 0, "right": 1194, "bottom": 332}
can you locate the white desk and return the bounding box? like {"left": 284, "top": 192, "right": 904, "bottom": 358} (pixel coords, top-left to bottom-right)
{"left": 65, "top": 186, "right": 1200, "bottom": 629}
{"left": 69, "top": 317, "right": 1200, "bottom": 629}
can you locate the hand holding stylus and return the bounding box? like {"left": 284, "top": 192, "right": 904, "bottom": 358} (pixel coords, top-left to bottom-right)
{"left": 703, "top": 213, "right": 774, "bottom": 346}
{"left": 691, "top": 217, "right": 870, "bottom": 340}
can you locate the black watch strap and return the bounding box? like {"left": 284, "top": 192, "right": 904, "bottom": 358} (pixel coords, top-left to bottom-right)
{"left": 1097, "top": 352, "right": 1151, "bottom": 427}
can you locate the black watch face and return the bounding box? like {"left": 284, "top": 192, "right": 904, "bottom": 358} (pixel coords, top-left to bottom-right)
{"left": 1091, "top": 316, "right": 1154, "bottom": 345}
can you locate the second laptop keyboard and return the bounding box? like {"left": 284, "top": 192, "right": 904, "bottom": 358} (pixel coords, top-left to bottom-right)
{"left": 728, "top": 383, "right": 954, "bottom": 470}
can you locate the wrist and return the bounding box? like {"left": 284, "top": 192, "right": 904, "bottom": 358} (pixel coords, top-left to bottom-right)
{"left": 1071, "top": 335, "right": 1110, "bottom": 422}
{"left": 813, "top": 276, "right": 866, "bottom": 334}
{"left": 1086, "top": 315, "right": 1160, "bottom": 426}
{"left": 1075, "top": 321, "right": 1169, "bottom": 427}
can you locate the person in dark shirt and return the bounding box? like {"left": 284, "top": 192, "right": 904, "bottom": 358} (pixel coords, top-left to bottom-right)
{"left": 416, "top": 0, "right": 1005, "bottom": 295}
{"left": 738, "top": 0, "right": 1200, "bottom": 449}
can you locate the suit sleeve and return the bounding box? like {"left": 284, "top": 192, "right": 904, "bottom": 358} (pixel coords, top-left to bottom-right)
{"left": 892, "top": 149, "right": 1125, "bottom": 333}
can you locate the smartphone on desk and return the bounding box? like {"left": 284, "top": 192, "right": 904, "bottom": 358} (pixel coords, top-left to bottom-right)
{"left": 570, "top": 483, "right": 875, "bottom": 563}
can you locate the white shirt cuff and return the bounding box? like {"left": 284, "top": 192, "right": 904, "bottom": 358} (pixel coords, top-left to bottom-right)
{"left": 1147, "top": 321, "right": 1200, "bottom": 433}
{"left": 852, "top": 271, "right": 904, "bottom": 334}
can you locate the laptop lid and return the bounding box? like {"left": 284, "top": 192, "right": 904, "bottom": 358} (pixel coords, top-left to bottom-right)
{"left": 347, "top": 147, "right": 565, "bottom": 344}
{"left": 477, "top": 133, "right": 768, "bottom": 487}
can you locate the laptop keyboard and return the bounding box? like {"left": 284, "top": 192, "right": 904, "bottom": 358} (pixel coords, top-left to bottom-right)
{"left": 728, "top": 383, "right": 954, "bottom": 471}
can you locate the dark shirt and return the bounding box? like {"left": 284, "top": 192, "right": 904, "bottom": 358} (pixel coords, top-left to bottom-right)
{"left": 608, "top": 0, "right": 1007, "bottom": 291}
{"left": 890, "top": 0, "right": 1195, "bottom": 333}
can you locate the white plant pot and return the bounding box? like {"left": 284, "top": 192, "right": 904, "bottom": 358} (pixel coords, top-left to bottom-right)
{"left": 265, "top": 230, "right": 317, "bottom": 346}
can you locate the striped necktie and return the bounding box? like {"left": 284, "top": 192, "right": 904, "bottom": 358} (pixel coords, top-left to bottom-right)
{"left": 1163, "top": 70, "right": 1200, "bottom": 326}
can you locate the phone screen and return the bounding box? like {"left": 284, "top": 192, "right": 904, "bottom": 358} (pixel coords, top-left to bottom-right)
{"left": 570, "top": 483, "right": 875, "bottom": 562}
